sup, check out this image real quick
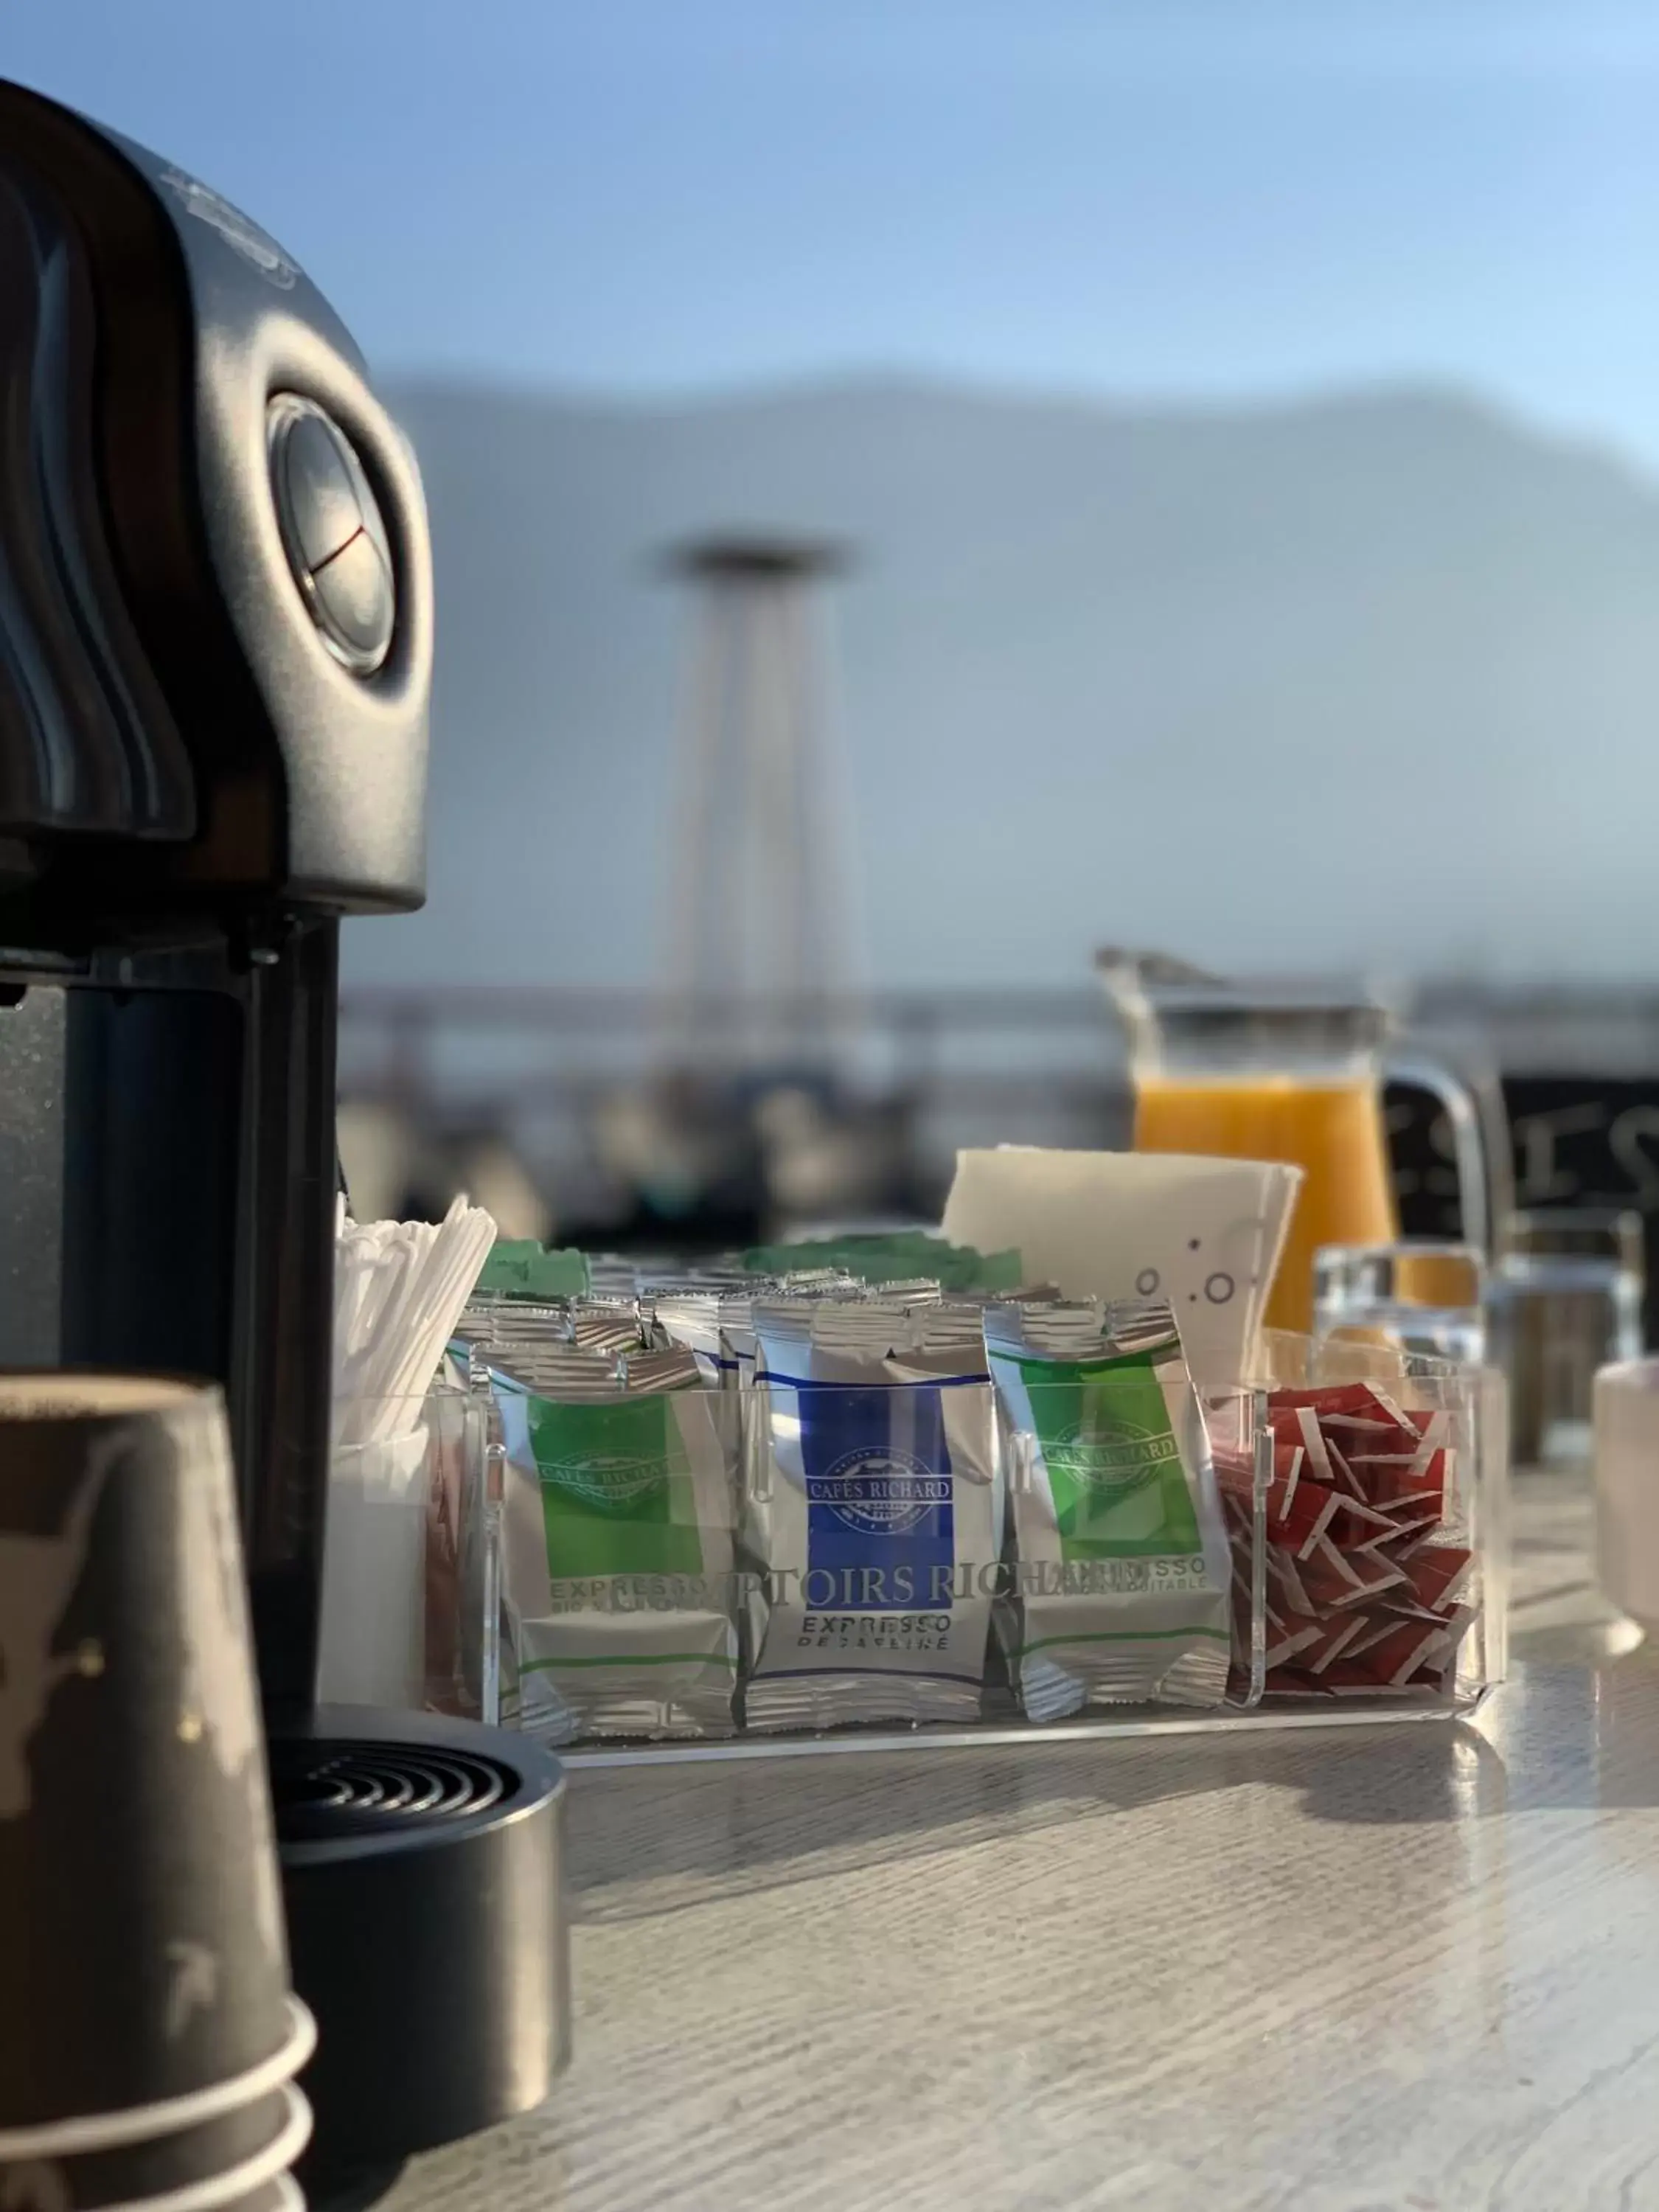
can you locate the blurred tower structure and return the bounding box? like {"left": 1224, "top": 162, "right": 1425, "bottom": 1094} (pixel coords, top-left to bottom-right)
{"left": 661, "top": 537, "right": 861, "bottom": 1066}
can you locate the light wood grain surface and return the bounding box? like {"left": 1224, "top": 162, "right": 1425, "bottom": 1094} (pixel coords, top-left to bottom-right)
{"left": 383, "top": 1469, "right": 1659, "bottom": 2212}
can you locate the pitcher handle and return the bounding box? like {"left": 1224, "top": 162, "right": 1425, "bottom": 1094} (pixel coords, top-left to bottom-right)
{"left": 1387, "top": 1055, "right": 1493, "bottom": 1256}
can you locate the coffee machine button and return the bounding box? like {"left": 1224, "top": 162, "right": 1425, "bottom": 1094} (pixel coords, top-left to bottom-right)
{"left": 309, "top": 528, "right": 396, "bottom": 669}
{"left": 276, "top": 408, "right": 365, "bottom": 571}
{"left": 269, "top": 395, "right": 397, "bottom": 672}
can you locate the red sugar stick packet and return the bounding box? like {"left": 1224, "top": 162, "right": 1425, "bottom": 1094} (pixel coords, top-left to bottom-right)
{"left": 1237, "top": 1380, "right": 1475, "bottom": 1700}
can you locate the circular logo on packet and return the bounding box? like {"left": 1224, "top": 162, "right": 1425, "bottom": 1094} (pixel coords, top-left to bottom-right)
{"left": 812, "top": 1445, "right": 949, "bottom": 1537}
{"left": 546, "top": 1453, "right": 663, "bottom": 1514}
{"left": 159, "top": 167, "right": 299, "bottom": 288}
{"left": 1046, "top": 1420, "right": 1177, "bottom": 1497}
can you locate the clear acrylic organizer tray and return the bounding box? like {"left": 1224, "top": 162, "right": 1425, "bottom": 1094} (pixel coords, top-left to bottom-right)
{"left": 469, "top": 1330, "right": 1506, "bottom": 1768}
{"left": 317, "top": 1385, "right": 501, "bottom": 1726}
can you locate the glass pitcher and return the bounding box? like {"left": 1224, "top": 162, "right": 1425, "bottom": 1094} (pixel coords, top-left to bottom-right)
{"left": 1099, "top": 962, "right": 1491, "bottom": 1335}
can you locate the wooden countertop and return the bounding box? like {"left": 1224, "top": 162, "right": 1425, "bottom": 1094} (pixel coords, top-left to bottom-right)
{"left": 385, "top": 1470, "right": 1659, "bottom": 2212}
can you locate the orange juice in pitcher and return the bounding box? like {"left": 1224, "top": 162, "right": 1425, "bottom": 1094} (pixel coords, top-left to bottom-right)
{"left": 1100, "top": 965, "right": 1488, "bottom": 1338}
{"left": 1133, "top": 1074, "right": 1397, "bottom": 1334}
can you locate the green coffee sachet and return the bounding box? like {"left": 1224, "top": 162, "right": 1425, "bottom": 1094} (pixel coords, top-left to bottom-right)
{"left": 496, "top": 1345, "right": 737, "bottom": 1742}
{"left": 473, "top": 1239, "right": 591, "bottom": 1301}
{"left": 985, "top": 1298, "right": 1231, "bottom": 1717}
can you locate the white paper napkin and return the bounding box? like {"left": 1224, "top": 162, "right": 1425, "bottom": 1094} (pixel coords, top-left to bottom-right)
{"left": 316, "top": 1427, "right": 431, "bottom": 1708}
{"left": 942, "top": 1147, "right": 1303, "bottom": 1387}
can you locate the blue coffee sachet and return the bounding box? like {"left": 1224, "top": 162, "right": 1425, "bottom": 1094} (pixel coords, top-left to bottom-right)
{"left": 743, "top": 1298, "right": 1002, "bottom": 1731}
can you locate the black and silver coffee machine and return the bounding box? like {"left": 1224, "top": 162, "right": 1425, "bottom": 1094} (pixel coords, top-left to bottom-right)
{"left": 0, "top": 80, "right": 564, "bottom": 2202}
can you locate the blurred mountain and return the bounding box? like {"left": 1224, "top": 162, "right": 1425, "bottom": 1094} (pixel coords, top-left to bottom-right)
{"left": 344, "top": 376, "right": 1659, "bottom": 991}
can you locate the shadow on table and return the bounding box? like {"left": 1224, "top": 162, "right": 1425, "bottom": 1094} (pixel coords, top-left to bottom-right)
{"left": 564, "top": 1733, "right": 1238, "bottom": 1920}
{"left": 1289, "top": 1651, "right": 1659, "bottom": 1828}
{"left": 563, "top": 1653, "right": 1659, "bottom": 1917}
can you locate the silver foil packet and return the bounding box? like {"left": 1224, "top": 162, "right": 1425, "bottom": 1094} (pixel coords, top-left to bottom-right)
{"left": 985, "top": 1298, "right": 1231, "bottom": 1718}
{"left": 650, "top": 1291, "right": 738, "bottom": 1386}
{"left": 497, "top": 1343, "right": 737, "bottom": 1742}
{"left": 743, "top": 1298, "right": 1001, "bottom": 1731}
{"left": 652, "top": 1274, "right": 862, "bottom": 1391}
{"left": 568, "top": 1296, "right": 647, "bottom": 1357}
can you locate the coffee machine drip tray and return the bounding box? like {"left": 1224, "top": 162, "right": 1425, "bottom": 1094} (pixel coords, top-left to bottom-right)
{"left": 271, "top": 1707, "right": 569, "bottom": 2210}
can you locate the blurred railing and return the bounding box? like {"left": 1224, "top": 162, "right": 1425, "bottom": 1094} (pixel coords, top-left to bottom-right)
{"left": 336, "top": 985, "right": 1127, "bottom": 1235}
{"left": 341, "top": 978, "right": 1659, "bottom": 1104}
{"left": 337, "top": 980, "right": 1659, "bottom": 1239}
{"left": 338, "top": 984, "right": 1120, "bottom": 1111}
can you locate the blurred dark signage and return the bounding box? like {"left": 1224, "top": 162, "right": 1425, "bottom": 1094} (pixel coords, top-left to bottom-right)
{"left": 1386, "top": 1074, "right": 1659, "bottom": 1337}
{"left": 1384, "top": 1080, "right": 1464, "bottom": 1240}
{"left": 1500, "top": 1079, "right": 1659, "bottom": 1219}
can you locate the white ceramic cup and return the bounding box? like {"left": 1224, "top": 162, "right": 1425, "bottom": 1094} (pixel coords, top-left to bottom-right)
{"left": 1593, "top": 1359, "right": 1659, "bottom": 1628}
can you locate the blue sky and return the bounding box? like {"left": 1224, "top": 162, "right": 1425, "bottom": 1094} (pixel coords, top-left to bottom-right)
{"left": 9, "top": 0, "right": 1659, "bottom": 462}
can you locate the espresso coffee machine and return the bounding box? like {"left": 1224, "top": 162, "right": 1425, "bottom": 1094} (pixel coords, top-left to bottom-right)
{"left": 0, "top": 80, "right": 565, "bottom": 2202}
